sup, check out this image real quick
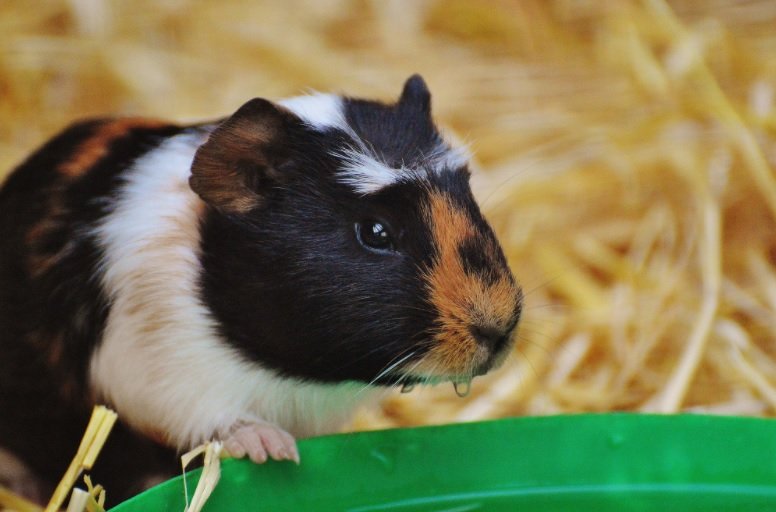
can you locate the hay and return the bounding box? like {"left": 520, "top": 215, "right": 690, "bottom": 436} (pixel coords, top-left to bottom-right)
{"left": 44, "top": 406, "right": 115, "bottom": 512}
{"left": 0, "top": 486, "right": 41, "bottom": 512}
{"left": 1, "top": 0, "right": 775, "bottom": 435}
{"left": 181, "top": 442, "right": 223, "bottom": 512}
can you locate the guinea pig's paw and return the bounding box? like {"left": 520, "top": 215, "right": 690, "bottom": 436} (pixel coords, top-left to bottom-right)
{"left": 220, "top": 420, "right": 300, "bottom": 464}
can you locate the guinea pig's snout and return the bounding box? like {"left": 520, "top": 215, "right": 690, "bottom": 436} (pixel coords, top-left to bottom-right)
{"left": 416, "top": 193, "right": 524, "bottom": 382}
{"left": 469, "top": 323, "right": 514, "bottom": 353}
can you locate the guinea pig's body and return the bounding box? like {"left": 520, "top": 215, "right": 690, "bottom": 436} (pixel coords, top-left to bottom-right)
{"left": 0, "top": 76, "right": 521, "bottom": 503}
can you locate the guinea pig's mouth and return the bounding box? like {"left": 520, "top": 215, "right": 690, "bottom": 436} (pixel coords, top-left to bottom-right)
{"left": 369, "top": 332, "right": 514, "bottom": 397}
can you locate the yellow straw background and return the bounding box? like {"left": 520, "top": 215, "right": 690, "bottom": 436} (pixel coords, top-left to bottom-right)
{"left": 2, "top": 0, "right": 775, "bottom": 437}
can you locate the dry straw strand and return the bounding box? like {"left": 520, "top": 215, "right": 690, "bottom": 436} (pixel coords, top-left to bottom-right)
{"left": 44, "top": 406, "right": 117, "bottom": 512}
{"left": 0, "top": 486, "right": 44, "bottom": 512}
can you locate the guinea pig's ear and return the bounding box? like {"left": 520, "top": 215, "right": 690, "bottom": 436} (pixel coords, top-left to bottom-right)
{"left": 190, "top": 98, "right": 294, "bottom": 214}
{"left": 398, "top": 74, "right": 432, "bottom": 116}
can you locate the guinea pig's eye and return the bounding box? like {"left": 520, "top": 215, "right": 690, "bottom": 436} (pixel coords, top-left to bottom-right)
{"left": 355, "top": 220, "right": 396, "bottom": 253}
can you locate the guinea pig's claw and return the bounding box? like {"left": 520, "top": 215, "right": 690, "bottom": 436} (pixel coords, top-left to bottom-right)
{"left": 221, "top": 421, "right": 300, "bottom": 464}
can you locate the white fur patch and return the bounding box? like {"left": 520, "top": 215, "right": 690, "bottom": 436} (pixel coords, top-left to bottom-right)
{"left": 90, "top": 132, "right": 373, "bottom": 451}
{"left": 427, "top": 140, "right": 471, "bottom": 173}
{"left": 335, "top": 142, "right": 471, "bottom": 195}
{"left": 336, "top": 150, "right": 408, "bottom": 195}
{"left": 279, "top": 93, "right": 348, "bottom": 131}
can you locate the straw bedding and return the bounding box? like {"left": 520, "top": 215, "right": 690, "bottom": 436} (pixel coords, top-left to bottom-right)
{"left": 2, "top": 0, "right": 775, "bottom": 435}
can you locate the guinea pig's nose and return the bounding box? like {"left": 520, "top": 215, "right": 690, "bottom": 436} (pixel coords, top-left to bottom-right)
{"left": 470, "top": 324, "right": 514, "bottom": 352}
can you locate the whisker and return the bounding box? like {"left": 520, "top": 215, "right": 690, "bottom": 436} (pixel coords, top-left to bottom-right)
{"left": 367, "top": 350, "right": 418, "bottom": 388}
{"left": 524, "top": 302, "right": 570, "bottom": 312}
{"left": 520, "top": 275, "right": 563, "bottom": 298}
{"left": 516, "top": 326, "right": 556, "bottom": 342}
{"left": 352, "top": 348, "right": 418, "bottom": 399}
{"left": 516, "top": 344, "right": 540, "bottom": 380}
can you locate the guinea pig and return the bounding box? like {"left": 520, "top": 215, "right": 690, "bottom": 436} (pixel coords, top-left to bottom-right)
{"left": 0, "top": 75, "right": 522, "bottom": 503}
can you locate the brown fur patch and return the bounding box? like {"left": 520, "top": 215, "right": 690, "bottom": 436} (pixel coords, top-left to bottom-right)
{"left": 419, "top": 192, "right": 521, "bottom": 377}
{"left": 190, "top": 98, "right": 290, "bottom": 214}
{"left": 189, "top": 116, "right": 270, "bottom": 213}
{"left": 25, "top": 330, "right": 78, "bottom": 401}
{"left": 24, "top": 200, "right": 72, "bottom": 277}
{"left": 58, "top": 118, "right": 170, "bottom": 178}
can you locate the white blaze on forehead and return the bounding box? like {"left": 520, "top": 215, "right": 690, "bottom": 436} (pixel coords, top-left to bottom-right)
{"left": 336, "top": 143, "right": 472, "bottom": 195}
{"left": 336, "top": 150, "right": 406, "bottom": 195}
{"left": 279, "top": 92, "right": 472, "bottom": 195}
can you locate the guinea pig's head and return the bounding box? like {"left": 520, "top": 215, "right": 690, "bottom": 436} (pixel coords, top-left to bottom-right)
{"left": 191, "top": 75, "right": 522, "bottom": 393}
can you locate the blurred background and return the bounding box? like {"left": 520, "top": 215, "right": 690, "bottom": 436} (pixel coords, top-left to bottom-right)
{"left": 2, "top": 0, "right": 776, "bottom": 429}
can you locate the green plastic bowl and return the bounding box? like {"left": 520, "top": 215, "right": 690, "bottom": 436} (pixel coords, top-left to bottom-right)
{"left": 111, "top": 414, "right": 776, "bottom": 511}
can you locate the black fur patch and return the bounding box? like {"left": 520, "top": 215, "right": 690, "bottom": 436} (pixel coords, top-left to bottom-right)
{"left": 343, "top": 96, "right": 443, "bottom": 170}
{"left": 198, "top": 120, "right": 442, "bottom": 384}
{"left": 458, "top": 237, "right": 499, "bottom": 285}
